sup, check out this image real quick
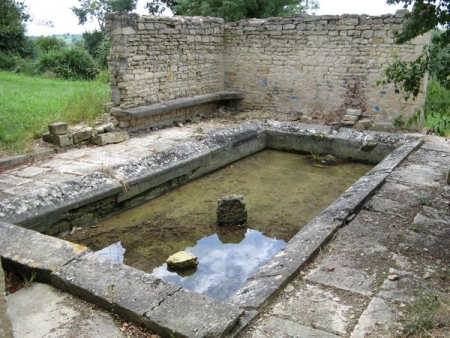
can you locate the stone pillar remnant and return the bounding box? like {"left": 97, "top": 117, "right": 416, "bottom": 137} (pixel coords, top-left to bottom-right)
{"left": 216, "top": 195, "right": 247, "bottom": 226}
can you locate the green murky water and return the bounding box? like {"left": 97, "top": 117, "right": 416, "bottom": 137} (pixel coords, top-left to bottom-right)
{"left": 67, "top": 150, "right": 372, "bottom": 299}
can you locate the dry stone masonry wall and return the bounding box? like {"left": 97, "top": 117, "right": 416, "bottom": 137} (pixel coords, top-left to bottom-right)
{"left": 106, "top": 13, "right": 225, "bottom": 109}
{"left": 106, "top": 11, "right": 429, "bottom": 130}
{"left": 224, "top": 11, "right": 428, "bottom": 128}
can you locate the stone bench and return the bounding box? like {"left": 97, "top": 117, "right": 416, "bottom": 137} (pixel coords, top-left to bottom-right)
{"left": 112, "top": 91, "right": 245, "bottom": 132}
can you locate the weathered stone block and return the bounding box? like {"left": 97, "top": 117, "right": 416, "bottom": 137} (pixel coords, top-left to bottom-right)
{"left": 91, "top": 131, "right": 129, "bottom": 146}
{"left": 354, "top": 119, "right": 373, "bottom": 131}
{"left": 166, "top": 251, "right": 198, "bottom": 270}
{"left": 217, "top": 195, "right": 248, "bottom": 226}
{"left": 346, "top": 109, "right": 363, "bottom": 116}
{"left": 49, "top": 122, "right": 68, "bottom": 135}
{"left": 342, "top": 115, "right": 360, "bottom": 123}
{"left": 72, "top": 130, "right": 92, "bottom": 144}
{"left": 54, "top": 134, "right": 73, "bottom": 147}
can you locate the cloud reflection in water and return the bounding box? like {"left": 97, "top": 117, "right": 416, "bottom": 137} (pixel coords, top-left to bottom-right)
{"left": 152, "top": 229, "right": 285, "bottom": 300}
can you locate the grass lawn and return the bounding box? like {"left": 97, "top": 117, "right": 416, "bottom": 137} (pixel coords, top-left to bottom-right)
{"left": 0, "top": 71, "right": 109, "bottom": 155}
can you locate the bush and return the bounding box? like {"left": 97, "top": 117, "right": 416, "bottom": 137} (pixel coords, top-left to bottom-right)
{"left": 38, "top": 47, "right": 98, "bottom": 80}
{"left": 35, "top": 36, "right": 61, "bottom": 53}
{"left": 0, "top": 51, "right": 19, "bottom": 70}
{"left": 96, "top": 37, "right": 110, "bottom": 69}
{"left": 0, "top": 52, "right": 35, "bottom": 74}
{"left": 423, "top": 78, "right": 450, "bottom": 136}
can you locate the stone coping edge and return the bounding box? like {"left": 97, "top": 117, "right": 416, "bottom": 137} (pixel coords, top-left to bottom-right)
{"left": 0, "top": 149, "right": 56, "bottom": 170}
{"left": 0, "top": 221, "right": 244, "bottom": 337}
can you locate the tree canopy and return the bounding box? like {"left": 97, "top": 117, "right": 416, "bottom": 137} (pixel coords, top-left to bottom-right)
{"left": 72, "top": 0, "right": 137, "bottom": 32}
{"left": 146, "top": 0, "right": 318, "bottom": 22}
{"left": 384, "top": 0, "right": 450, "bottom": 98}
{"left": 0, "top": 0, "right": 29, "bottom": 54}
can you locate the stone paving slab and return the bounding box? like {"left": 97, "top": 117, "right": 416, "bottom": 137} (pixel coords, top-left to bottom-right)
{"left": 0, "top": 174, "right": 32, "bottom": 186}
{"left": 270, "top": 282, "right": 368, "bottom": 336}
{"left": 11, "top": 166, "right": 51, "bottom": 178}
{"left": 350, "top": 297, "right": 397, "bottom": 338}
{"left": 420, "top": 135, "right": 450, "bottom": 153}
{"left": 7, "top": 283, "right": 126, "bottom": 338}
{"left": 240, "top": 316, "right": 340, "bottom": 338}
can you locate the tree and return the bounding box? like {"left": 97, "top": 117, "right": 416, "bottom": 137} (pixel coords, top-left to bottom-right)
{"left": 146, "top": 0, "right": 319, "bottom": 22}
{"left": 0, "top": 0, "right": 29, "bottom": 54}
{"left": 383, "top": 0, "right": 450, "bottom": 98}
{"left": 83, "top": 30, "right": 105, "bottom": 57}
{"left": 145, "top": 0, "right": 177, "bottom": 15}
{"left": 72, "top": 0, "right": 137, "bottom": 32}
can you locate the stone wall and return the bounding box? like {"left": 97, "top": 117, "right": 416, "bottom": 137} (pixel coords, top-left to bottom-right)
{"left": 106, "top": 11, "right": 429, "bottom": 128}
{"left": 106, "top": 13, "right": 225, "bottom": 109}
{"left": 224, "top": 12, "right": 428, "bottom": 127}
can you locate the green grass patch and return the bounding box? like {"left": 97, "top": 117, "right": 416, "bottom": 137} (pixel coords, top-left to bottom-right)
{"left": 0, "top": 70, "right": 109, "bottom": 154}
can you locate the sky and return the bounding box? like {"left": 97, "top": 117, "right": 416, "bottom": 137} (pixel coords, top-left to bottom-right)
{"left": 25, "top": 0, "right": 408, "bottom": 36}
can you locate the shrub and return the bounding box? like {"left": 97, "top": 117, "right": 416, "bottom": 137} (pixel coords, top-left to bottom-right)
{"left": 38, "top": 47, "right": 98, "bottom": 80}
{"left": 35, "top": 36, "right": 61, "bottom": 53}
{"left": 0, "top": 51, "right": 19, "bottom": 70}
{"left": 96, "top": 37, "right": 110, "bottom": 69}
{"left": 0, "top": 52, "right": 35, "bottom": 74}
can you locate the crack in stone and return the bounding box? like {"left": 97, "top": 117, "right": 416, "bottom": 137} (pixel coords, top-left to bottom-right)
{"left": 147, "top": 286, "right": 182, "bottom": 312}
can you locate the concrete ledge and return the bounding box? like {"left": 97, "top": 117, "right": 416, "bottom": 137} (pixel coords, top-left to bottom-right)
{"left": 114, "top": 92, "right": 245, "bottom": 120}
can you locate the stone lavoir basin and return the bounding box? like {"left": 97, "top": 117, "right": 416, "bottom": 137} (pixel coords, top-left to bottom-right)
{"left": 65, "top": 149, "right": 373, "bottom": 301}
{"left": 0, "top": 120, "right": 423, "bottom": 337}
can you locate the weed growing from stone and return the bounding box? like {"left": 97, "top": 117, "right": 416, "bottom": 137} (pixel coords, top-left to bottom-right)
{"left": 410, "top": 223, "right": 422, "bottom": 233}
{"left": 403, "top": 294, "right": 450, "bottom": 337}
{"left": 23, "top": 271, "right": 36, "bottom": 288}
{"left": 418, "top": 196, "right": 433, "bottom": 206}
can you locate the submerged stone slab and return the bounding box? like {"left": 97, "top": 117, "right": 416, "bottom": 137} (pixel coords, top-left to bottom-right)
{"left": 51, "top": 252, "right": 243, "bottom": 337}
{"left": 0, "top": 221, "right": 90, "bottom": 282}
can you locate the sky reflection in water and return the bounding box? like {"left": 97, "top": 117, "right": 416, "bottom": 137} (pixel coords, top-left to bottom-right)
{"left": 152, "top": 229, "right": 285, "bottom": 300}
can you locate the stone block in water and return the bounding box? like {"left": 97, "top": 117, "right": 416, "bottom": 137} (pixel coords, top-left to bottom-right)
{"left": 166, "top": 251, "right": 198, "bottom": 270}
{"left": 216, "top": 195, "right": 248, "bottom": 226}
